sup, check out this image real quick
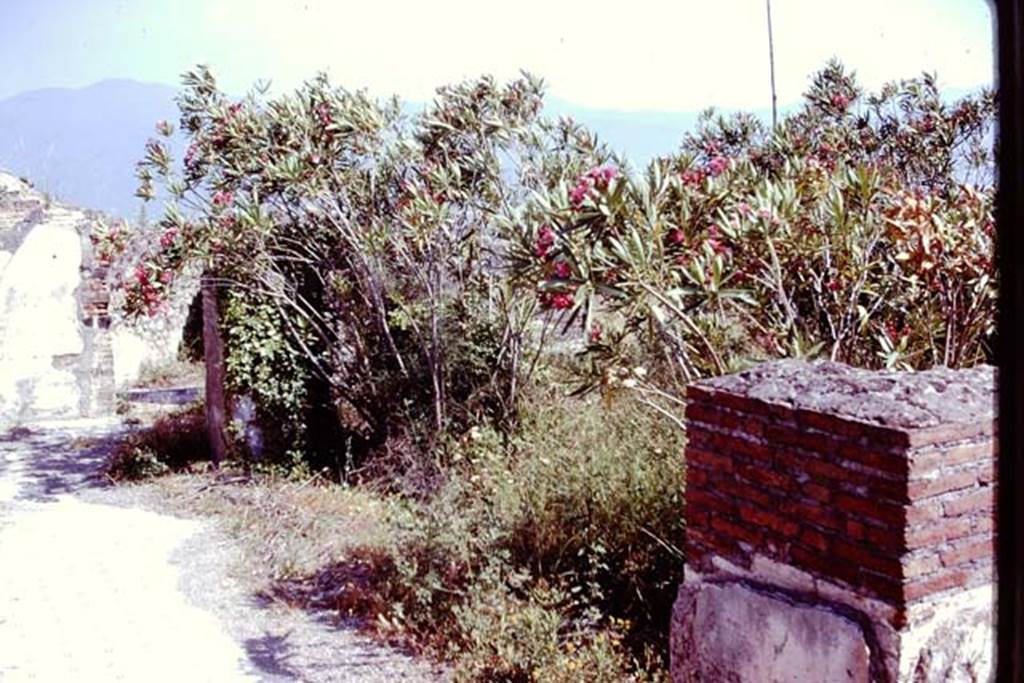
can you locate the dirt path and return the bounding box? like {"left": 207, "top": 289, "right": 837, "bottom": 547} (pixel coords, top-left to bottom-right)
{"left": 0, "top": 419, "right": 444, "bottom": 682}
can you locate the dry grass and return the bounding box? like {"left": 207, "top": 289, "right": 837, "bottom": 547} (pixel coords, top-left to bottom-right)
{"left": 139, "top": 469, "right": 397, "bottom": 588}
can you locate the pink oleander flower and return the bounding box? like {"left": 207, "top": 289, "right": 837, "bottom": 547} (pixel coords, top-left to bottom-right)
{"left": 317, "top": 104, "right": 332, "bottom": 126}
{"left": 212, "top": 190, "right": 233, "bottom": 208}
{"left": 589, "top": 323, "right": 602, "bottom": 343}
{"left": 707, "top": 238, "right": 729, "bottom": 255}
{"left": 552, "top": 260, "right": 571, "bottom": 279}
{"left": 535, "top": 224, "right": 555, "bottom": 258}
{"left": 569, "top": 185, "right": 588, "bottom": 208}
{"left": 539, "top": 291, "right": 574, "bottom": 310}
{"left": 706, "top": 225, "right": 730, "bottom": 255}
{"left": 570, "top": 177, "right": 594, "bottom": 208}
{"left": 831, "top": 93, "right": 850, "bottom": 109}
{"left": 667, "top": 228, "right": 686, "bottom": 245}
{"left": 585, "top": 165, "right": 617, "bottom": 190}
{"left": 681, "top": 169, "right": 705, "bottom": 187}
{"left": 159, "top": 228, "right": 178, "bottom": 248}
{"left": 706, "top": 156, "right": 729, "bottom": 177}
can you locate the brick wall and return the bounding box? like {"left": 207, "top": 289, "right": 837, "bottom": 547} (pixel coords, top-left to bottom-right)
{"left": 684, "top": 360, "right": 995, "bottom": 625}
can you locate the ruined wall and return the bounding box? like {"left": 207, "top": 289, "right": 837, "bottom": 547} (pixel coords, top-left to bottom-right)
{"left": 672, "top": 360, "right": 995, "bottom": 683}
{"left": 0, "top": 171, "right": 186, "bottom": 426}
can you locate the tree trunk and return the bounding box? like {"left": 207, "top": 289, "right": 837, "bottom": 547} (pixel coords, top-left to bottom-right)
{"left": 202, "top": 274, "right": 228, "bottom": 468}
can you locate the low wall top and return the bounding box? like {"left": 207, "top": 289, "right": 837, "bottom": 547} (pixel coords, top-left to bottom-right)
{"left": 694, "top": 360, "right": 995, "bottom": 430}
{"left": 684, "top": 359, "right": 996, "bottom": 619}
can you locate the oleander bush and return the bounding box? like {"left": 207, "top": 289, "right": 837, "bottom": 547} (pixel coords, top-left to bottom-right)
{"left": 122, "top": 60, "right": 994, "bottom": 468}
{"left": 502, "top": 61, "right": 996, "bottom": 413}
{"left": 125, "top": 68, "right": 610, "bottom": 475}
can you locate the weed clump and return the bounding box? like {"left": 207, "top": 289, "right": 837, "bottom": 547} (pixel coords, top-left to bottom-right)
{"left": 347, "top": 389, "right": 684, "bottom": 680}
{"left": 105, "top": 404, "right": 208, "bottom": 481}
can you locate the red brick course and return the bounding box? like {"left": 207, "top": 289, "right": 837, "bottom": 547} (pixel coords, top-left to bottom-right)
{"left": 684, "top": 362, "right": 996, "bottom": 619}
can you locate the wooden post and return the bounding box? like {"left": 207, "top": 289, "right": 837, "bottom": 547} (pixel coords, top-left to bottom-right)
{"left": 201, "top": 273, "right": 228, "bottom": 468}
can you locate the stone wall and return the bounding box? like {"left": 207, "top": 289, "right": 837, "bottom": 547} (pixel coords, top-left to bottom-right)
{"left": 0, "top": 171, "right": 188, "bottom": 426}
{"left": 671, "top": 360, "right": 995, "bottom": 682}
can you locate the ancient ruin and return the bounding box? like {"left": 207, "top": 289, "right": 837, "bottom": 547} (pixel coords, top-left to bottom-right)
{"left": 672, "top": 360, "right": 995, "bottom": 682}
{"left": 0, "top": 171, "right": 185, "bottom": 425}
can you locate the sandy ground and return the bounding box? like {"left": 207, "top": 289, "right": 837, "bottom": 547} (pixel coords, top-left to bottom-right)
{"left": 0, "top": 418, "right": 445, "bottom": 682}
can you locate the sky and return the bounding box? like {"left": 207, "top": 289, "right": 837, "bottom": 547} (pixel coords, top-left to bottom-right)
{"left": 0, "top": 0, "right": 996, "bottom": 112}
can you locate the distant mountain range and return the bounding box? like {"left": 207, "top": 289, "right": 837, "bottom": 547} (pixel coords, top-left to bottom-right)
{"left": 0, "top": 78, "right": 987, "bottom": 219}
{"left": 0, "top": 80, "right": 181, "bottom": 219}
{"left": 0, "top": 79, "right": 742, "bottom": 219}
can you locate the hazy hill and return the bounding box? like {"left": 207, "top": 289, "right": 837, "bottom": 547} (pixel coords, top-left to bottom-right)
{"left": 545, "top": 96, "right": 705, "bottom": 167}
{"left": 0, "top": 79, "right": 721, "bottom": 219}
{"left": 0, "top": 78, "right": 988, "bottom": 219}
{"left": 0, "top": 79, "right": 181, "bottom": 220}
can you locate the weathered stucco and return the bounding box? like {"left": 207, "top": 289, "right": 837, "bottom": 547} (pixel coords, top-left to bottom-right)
{"left": 0, "top": 208, "right": 87, "bottom": 420}
{"left": 0, "top": 170, "right": 189, "bottom": 426}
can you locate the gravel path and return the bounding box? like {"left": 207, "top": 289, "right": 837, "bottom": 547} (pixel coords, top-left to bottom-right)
{"left": 0, "top": 419, "right": 445, "bottom": 682}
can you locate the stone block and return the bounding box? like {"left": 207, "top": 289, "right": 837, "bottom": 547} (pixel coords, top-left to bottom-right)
{"left": 670, "top": 580, "right": 871, "bottom": 682}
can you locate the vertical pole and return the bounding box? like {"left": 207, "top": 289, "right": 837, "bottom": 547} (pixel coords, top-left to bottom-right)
{"left": 766, "top": 0, "right": 779, "bottom": 129}
{"left": 202, "top": 273, "right": 228, "bottom": 468}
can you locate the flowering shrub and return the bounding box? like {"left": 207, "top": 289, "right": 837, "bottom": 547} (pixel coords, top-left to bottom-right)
{"left": 88, "top": 219, "right": 130, "bottom": 266}
{"left": 503, "top": 61, "right": 996, "bottom": 408}
{"left": 130, "top": 68, "right": 601, "bottom": 471}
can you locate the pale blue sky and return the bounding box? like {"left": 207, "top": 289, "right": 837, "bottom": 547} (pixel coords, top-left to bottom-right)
{"left": 0, "top": 0, "right": 996, "bottom": 110}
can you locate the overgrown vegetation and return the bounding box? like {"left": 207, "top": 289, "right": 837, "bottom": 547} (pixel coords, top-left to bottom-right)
{"left": 106, "top": 404, "right": 208, "bottom": 481}
{"left": 126, "top": 388, "right": 682, "bottom": 680}
{"left": 348, "top": 386, "right": 684, "bottom": 679}
{"left": 103, "top": 59, "right": 996, "bottom": 680}
{"left": 503, "top": 61, "right": 995, "bottom": 416}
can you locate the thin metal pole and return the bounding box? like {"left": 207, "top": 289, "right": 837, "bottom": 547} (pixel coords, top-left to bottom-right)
{"left": 766, "top": 0, "right": 778, "bottom": 129}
